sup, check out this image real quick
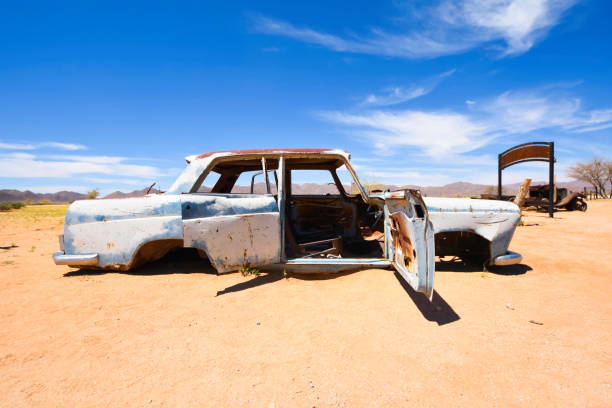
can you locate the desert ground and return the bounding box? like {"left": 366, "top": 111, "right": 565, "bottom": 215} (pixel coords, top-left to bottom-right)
{"left": 1, "top": 201, "right": 611, "bottom": 407}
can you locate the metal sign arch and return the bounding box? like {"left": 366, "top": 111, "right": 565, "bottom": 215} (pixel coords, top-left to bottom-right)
{"left": 498, "top": 142, "right": 555, "bottom": 217}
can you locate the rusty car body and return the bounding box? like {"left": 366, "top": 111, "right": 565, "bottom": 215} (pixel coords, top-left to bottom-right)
{"left": 54, "top": 148, "right": 522, "bottom": 298}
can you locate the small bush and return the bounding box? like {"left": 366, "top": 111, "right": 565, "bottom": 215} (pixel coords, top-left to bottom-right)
{"left": 0, "top": 201, "right": 25, "bottom": 211}
{"left": 239, "top": 266, "right": 260, "bottom": 276}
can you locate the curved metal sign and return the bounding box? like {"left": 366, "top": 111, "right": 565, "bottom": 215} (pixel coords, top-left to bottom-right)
{"left": 500, "top": 142, "right": 554, "bottom": 170}
{"left": 498, "top": 141, "right": 555, "bottom": 217}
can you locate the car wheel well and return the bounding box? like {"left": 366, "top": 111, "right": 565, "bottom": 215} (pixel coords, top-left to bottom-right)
{"left": 434, "top": 231, "right": 491, "bottom": 263}
{"left": 128, "top": 239, "right": 184, "bottom": 269}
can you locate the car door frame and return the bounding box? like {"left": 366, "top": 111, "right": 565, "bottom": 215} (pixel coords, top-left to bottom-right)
{"left": 181, "top": 155, "right": 282, "bottom": 273}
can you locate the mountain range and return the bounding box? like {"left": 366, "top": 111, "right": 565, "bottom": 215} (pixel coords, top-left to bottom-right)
{"left": 0, "top": 180, "right": 590, "bottom": 203}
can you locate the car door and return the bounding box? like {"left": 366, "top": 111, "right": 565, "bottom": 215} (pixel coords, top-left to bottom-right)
{"left": 181, "top": 162, "right": 281, "bottom": 273}
{"left": 384, "top": 190, "right": 435, "bottom": 299}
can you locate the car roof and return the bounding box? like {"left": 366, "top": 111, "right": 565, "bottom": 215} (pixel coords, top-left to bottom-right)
{"left": 193, "top": 148, "right": 349, "bottom": 160}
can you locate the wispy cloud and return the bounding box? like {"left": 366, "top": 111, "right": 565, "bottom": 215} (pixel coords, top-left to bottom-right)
{"left": 362, "top": 69, "right": 455, "bottom": 107}
{"left": 479, "top": 90, "right": 612, "bottom": 134}
{"left": 0, "top": 141, "right": 87, "bottom": 151}
{"left": 0, "top": 153, "right": 162, "bottom": 179}
{"left": 321, "top": 87, "right": 612, "bottom": 159}
{"left": 0, "top": 142, "right": 36, "bottom": 150}
{"left": 253, "top": 0, "right": 577, "bottom": 59}
{"left": 322, "top": 109, "right": 490, "bottom": 158}
{"left": 39, "top": 142, "right": 87, "bottom": 151}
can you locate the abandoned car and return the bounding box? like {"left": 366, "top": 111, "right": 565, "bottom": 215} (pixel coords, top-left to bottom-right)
{"left": 54, "top": 148, "right": 522, "bottom": 299}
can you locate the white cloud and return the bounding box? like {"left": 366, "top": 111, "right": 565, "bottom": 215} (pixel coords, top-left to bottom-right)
{"left": 252, "top": 15, "right": 469, "bottom": 59}
{"left": 438, "top": 0, "right": 577, "bottom": 56}
{"left": 0, "top": 142, "right": 36, "bottom": 150}
{"left": 321, "top": 109, "right": 490, "bottom": 158}
{"left": 321, "top": 87, "right": 612, "bottom": 160}
{"left": 45, "top": 155, "right": 127, "bottom": 164}
{"left": 40, "top": 142, "right": 87, "bottom": 151}
{"left": 253, "top": 0, "right": 577, "bottom": 59}
{"left": 83, "top": 177, "right": 154, "bottom": 186}
{"left": 362, "top": 69, "right": 455, "bottom": 107}
{"left": 481, "top": 90, "right": 612, "bottom": 133}
{"left": 0, "top": 154, "right": 162, "bottom": 178}
{"left": 3, "top": 152, "right": 36, "bottom": 160}
{"left": 0, "top": 141, "right": 87, "bottom": 151}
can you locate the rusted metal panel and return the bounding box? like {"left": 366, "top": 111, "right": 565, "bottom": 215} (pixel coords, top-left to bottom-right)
{"left": 271, "top": 258, "right": 392, "bottom": 273}
{"left": 64, "top": 216, "right": 182, "bottom": 269}
{"left": 384, "top": 190, "right": 435, "bottom": 299}
{"left": 183, "top": 212, "right": 281, "bottom": 272}
{"left": 181, "top": 193, "right": 281, "bottom": 272}
{"left": 195, "top": 148, "right": 349, "bottom": 159}
{"left": 424, "top": 197, "right": 521, "bottom": 264}
{"left": 500, "top": 144, "right": 551, "bottom": 169}
{"left": 61, "top": 195, "right": 183, "bottom": 269}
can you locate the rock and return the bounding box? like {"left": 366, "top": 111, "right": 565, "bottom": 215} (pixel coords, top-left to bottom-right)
{"left": 529, "top": 319, "right": 543, "bottom": 325}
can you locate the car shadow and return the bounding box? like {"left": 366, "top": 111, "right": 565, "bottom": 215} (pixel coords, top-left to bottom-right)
{"left": 435, "top": 258, "right": 532, "bottom": 276}
{"left": 63, "top": 248, "right": 217, "bottom": 277}
{"left": 393, "top": 272, "right": 461, "bottom": 326}
{"left": 216, "top": 272, "right": 285, "bottom": 296}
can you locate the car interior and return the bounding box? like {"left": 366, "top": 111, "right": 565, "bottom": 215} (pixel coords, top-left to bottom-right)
{"left": 194, "top": 156, "right": 386, "bottom": 260}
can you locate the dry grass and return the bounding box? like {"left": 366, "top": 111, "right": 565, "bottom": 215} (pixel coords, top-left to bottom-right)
{"left": 0, "top": 205, "right": 68, "bottom": 241}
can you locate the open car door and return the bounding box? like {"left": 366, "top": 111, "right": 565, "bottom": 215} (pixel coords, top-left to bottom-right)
{"left": 385, "top": 190, "right": 435, "bottom": 299}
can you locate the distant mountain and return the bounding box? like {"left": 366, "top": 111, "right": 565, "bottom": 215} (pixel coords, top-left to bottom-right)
{"left": 0, "top": 189, "right": 86, "bottom": 203}
{"left": 1, "top": 180, "right": 591, "bottom": 203}
{"left": 103, "top": 187, "right": 162, "bottom": 199}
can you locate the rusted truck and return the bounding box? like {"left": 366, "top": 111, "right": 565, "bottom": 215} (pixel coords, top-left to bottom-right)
{"left": 54, "top": 148, "right": 522, "bottom": 299}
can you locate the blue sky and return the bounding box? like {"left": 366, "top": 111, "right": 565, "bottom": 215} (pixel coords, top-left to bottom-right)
{"left": 0, "top": 0, "right": 611, "bottom": 194}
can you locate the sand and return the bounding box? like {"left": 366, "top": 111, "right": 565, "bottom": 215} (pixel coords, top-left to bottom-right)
{"left": 1, "top": 201, "right": 611, "bottom": 407}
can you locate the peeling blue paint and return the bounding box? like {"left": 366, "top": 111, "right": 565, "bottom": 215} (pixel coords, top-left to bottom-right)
{"left": 181, "top": 194, "right": 278, "bottom": 220}
{"left": 65, "top": 196, "right": 182, "bottom": 225}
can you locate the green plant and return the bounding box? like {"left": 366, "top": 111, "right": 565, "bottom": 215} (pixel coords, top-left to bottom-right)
{"left": 2, "top": 260, "right": 15, "bottom": 265}
{"left": 282, "top": 269, "right": 288, "bottom": 278}
{"left": 519, "top": 218, "right": 525, "bottom": 226}
{"left": 481, "top": 264, "right": 489, "bottom": 277}
{"left": 239, "top": 266, "right": 260, "bottom": 276}
{"left": 29, "top": 246, "right": 36, "bottom": 252}
{"left": 0, "top": 201, "right": 25, "bottom": 211}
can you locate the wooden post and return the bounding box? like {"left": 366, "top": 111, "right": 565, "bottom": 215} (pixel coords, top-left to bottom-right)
{"left": 498, "top": 154, "right": 503, "bottom": 200}
{"left": 514, "top": 178, "right": 532, "bottom": 208}
{"left": 548, "top": 142, "right": 554, "bottom": 218}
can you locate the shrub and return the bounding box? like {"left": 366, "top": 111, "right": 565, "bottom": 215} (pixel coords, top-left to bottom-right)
{"left": 0, "top": 202, "right": 25, "bottom": 211}
{"left": 86, "top": 189, "right": 100, "bottom": 199}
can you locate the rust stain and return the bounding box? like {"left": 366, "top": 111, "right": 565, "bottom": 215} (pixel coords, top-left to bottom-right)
{"left": 389, "top": 213, "right": 415, "bottom": 272}
{"left": 390, "top": 201, "right": 406, "bottom": 210}
{"left": 196, "top": 148, "right": 346, "bottom": 159}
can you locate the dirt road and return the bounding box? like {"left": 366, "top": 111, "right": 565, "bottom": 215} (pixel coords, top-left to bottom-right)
{"left": 1, "top": 201, "right": 611, "bottom": 407}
